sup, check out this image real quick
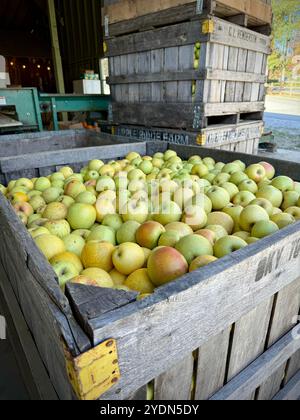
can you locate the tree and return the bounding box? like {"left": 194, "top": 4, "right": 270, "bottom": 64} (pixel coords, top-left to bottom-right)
{"left": 270, "top": 0, "right": 300, "bottom": 81}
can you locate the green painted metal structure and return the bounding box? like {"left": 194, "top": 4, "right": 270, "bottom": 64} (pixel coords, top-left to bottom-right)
{"left": 0, "top": 88, "right": 110, "bottom": 132}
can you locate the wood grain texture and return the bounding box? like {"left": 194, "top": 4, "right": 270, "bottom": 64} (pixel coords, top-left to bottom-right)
{"left": 273, "top": 370, "right": 300, "bottom": 401}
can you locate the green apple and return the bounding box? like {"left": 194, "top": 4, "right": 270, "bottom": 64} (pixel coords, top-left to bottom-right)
{"left": 29, "top": 227, "right": 50, "bottom": 239}
{"left": 182, "top": 205, "right": 208, "bottom": 231}
{"left": 121, "top": 199, "right": 148, "bottom": 224}
{"left": 202, "top": 173, "right": 216, "bottom": 184}
{"left": 247, "top": 237, "right": 260, "bottom": 245}
{"left": 72, "top": 229, "right": 91, "bottom": 240}
{"left": 35, "top": 177, "right": 51, "bottom": 192}
{"left": 60, "top": 166, "right": 74, "bottom": 179}
{"left": 259, "top": 162, "right": 275, "bottom": 180}
{"left": 51, "top": 180, "right": 64, "bottom": 189}
{"left": 116, "top": 221, "right": 140, "bottom": 244}
{"left": 256, "top": 185, "right": 283, "bottom": 208}
{"left": 58, "top": 195, "right": 75, "bottom": 208}
{"left": 202, "top": 157, "right": 215, "bottom": 169}
{"left": 192, "top": 193, "right": 212, "bottom": 214}
{"left": 112, "top": 243, "right": 145, "bottom": 275}
{"left": 44, "top": 220, "right": 71, "bottom": 239}
{"left": 215, "top": 162, "right": 225, "bottom": 171}
{"left": 63, "top": 234, "right": 86, "bottom": 257}
{"left": 158, "top": 231, "right": 180, "bottom": 247}
{"left": 50, "top": 172, "right": 65, "bottom": 183}
{"left": 153, "top": 201, "right": 182, "bottom": 226}
{"left": 139, "top": 160, "right": 153, "bottom": 175}
{"left": 233, "top": 160, "right": 246, "bottom": 172}
{"left": 294, "top": 182, "right": 300, "bottom": 194}
{"left": 245, "top": 164, "right": 266, "bottom": 183}
{"left": 281, "top": 191, "right": 300, "bottom": 211}
{"left": 239, "top": 205, "right": 270, "bottom": 232}
{"left": 88, "top": 159, "right": 104, "bottom": 171}
{"left": 165, "top": 222, "right": 193, "bottom": 239}
{"left": 206, "top": 212, "right": 234, "bottom": 234}
{"left": 213, "top": 173, "right": 231, "bottom": 186}
{"left": 250, "top": 198, "right": 274, "bottom": 217}
{"left": 29, "top": 195, "right": 46, "bottom": 212}
{"left": 67, "top": 203, "right": 97, "bottom": 230}
{"left": 214, "top": 236, "right": 247, "bottom": 258}
{"left": 28, "top": 214, "right": 42, "bottom": 227}
{"left": 229, "top": 171, "right": 249, "bottom": 186}
{"left": 233, "top": 231, "right": 250, "bottom": 241}
{"left": 175, "top": 234, "right": 213, "bottom": 264}
{"left": 27, "top": 190, "right": 42, "bottom": 199}
{"left": 285, "top": 207, "right": 300, "bottom": 220}
{"left": 191, "top": 163, "right": 209, "bottom": 178}
{"left": 164, "top": 150, "right": 178, "bottom": 161}
{"left": 206, "top": 186, "right": 230, "bottom": 210}
{"left": 222, "top": 163, "right": 241, "bottom": 175}
{"left": 43, "top": 202, "right": 68, "bottom": 220}
{"left": 75, "top": 191, "right": 97, "bottom": 205}
{"left": 206, "top": 225, "right": 228, "bottom": 240}
{"left": 232, "top": 191, "right": 256, "bottom": 208}
{"left": 42, "top": 187, "right": 61, "bottom": 204}
{"left": 64, "top": 180, "right": 86, "bottom": 199}
{"left": 15, "top": 178, "right": 34, "bottom": 191}
{"left": 238, "top": 179, "right": 258, "bottom": 194}
{"left": 271, "top": 176, "right": 294, "bottom": 192}
{"left": 220, "top": 182, "right": 239, "bottom": 200}
{"left": 222, "top": 205, "right": 243, "bottom": 228}
{"left": 52, "top": 261, "right": 79, "bottom": 290}
{"left": 173, "top": 187, "right": 194, "bottom": 209}
{"left": 96, "top": 176, "right": 116, "bottom": 193}
{"left": 102, "top": 214, "right": 123, "bottom": 231}
{"left": 188, "top": 155, "right": 202, "bottom": 165}
{"left": 84, "top": 170, "right": 100, "bottom": 182}
{"left": 271, "top": 213, "right": 296, "bottom": 229}
{"left": 128, "top": 169, "right": 146, "bottom": 182}
{"left": 251, "top": 220, "right": 279, "bottom": 239}
{"left": 87, "top": 225, "right": 116, "bottom": 245}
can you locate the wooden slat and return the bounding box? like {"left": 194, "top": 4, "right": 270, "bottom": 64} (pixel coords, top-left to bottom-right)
{"left": 195, "top": 328, "right": 231, "bottom": 400}
{"left": 93, "top": 222, "right": 300, "bottom": 399}
{"left": 256, "top": 277, "right": 300, "bottom": 400}
{"left": 273, "top": 371, "right": 300, "bottom": 401}
{"left": 210, "top": 329, "right": 300, "bottom": 400}
{"left": 154, "top": 355, "right": 194, "bottom": 400}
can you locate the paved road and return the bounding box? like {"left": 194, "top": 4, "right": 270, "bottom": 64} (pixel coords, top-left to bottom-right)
{"left": 265, "top": 95, "right": 300, "bottom": 116}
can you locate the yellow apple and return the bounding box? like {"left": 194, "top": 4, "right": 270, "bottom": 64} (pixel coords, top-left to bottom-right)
{"left": 112, "top": 243, "right": 145, "bottom": 275}
{"left": 124, "top": 269, "right": 155, "bottom": 294}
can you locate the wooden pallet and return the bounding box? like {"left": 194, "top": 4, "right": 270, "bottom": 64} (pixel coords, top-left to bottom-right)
{"left": 106, "top": 16, "right": 270, "bottom": 130}
{"left": 102, "top": 0, "right": 273, "bottom": 37}
{"left": 0, "top": 136, "right": 299, "bottom": 400}
{"left": 113, "top": 120, "right": 264, "bottom": 154}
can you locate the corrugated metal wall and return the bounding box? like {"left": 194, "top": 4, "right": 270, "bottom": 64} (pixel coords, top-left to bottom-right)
{"left": 55, "top": 0, "right": 103, "bottom": 92}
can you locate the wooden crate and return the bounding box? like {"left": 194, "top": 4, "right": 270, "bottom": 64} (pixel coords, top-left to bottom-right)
{"left": 105, "top": 16, "right": 270, "bottom": 130}
{"left": 102, "top": 0, "right": 273, "bottom": 37}
{"left": 113, "top": 120, "right": 263, "bottom": 154}
{"left": 0, "top": 140, "right": 299, "bottom": 400}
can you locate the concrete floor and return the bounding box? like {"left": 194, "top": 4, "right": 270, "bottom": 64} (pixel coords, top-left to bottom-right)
{"left": 0, "top": 337, "right": 29, "bottom": 400}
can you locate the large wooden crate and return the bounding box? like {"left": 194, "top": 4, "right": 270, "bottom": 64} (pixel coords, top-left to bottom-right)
{"left": 0, "top": 140, "right": 299, "bottom": 400}
{"left": 105, "top": 16, "right": 271, "bottom": 130}
{"left": 102, "top": 0, "right": 273, "bottom": 37}
{"left": 114, "top": 120, "right": 263, "bottom": 154}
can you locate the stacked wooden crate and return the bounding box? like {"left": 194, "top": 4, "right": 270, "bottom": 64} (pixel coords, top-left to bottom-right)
{"left": 102, "top": 0, "right": 272, "bottom": 152}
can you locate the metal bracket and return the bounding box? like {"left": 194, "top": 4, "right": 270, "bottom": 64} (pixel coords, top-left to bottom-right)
{"left": 65, "top": 339, "right": 120, "bottom": 400}
{"left": 202, "top": 19, "right": 215, "bottom": 34}
{"left": 197, "top": 133, "right": 207, "bottom": 146}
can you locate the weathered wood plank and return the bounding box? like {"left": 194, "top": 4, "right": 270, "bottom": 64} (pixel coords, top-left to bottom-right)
{"left": 154, "top": 355, "right": 194, "bottom": 400}
{"left": 195, "top": 328, "right": 231, "bottom": 400}
{"left": 273, "top": 370, "right": 300, "bottom": 401}
{"left": 94, "top": 222, "right": 300, "bottom": 399}
{"left": 210, "top": 329, "right": 300, "bottom": 400}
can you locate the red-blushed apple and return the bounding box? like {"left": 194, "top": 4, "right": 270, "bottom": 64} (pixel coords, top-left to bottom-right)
{"left": 124, "top": 269, "right": 155, "bottom": 294}
{"left": 259, "top": 162, "right": 275, "bottom": 180}
{"left": 195, "top": 229, "right": 217, "bottom": 245}
{"left": 147, "top": 247, "right": 188, "bottom": 286}
{"left": 112, "top": 243, "right": 145, "bottom": 275}
{"left": 251, "top": 220, "right": 279, "bottom": 239}
{"left": 165, "top": 222, "right": 193, "bottom": 238}
{"left": 206, "top": 212, "right": 234, "bottom": 234}
{"left": 13, "top": 202, "right": 34, "bottom": 217}
{"left": 214, "top": 236, "right": 248, "bottom": 258}
{"left": 285, "top": 207, "right": 300, "bottom": 220}
{"left": 136, "top": 221, "right": 165, "bottom": 250}
{"left": 64, "top": 180, "right": 86, "bottom": 199}
{"left": 239, "top": 205, "right": 270, "bottom": 232}
{"left": 80, "top": 268, "right": 114, "bottom": 288}
{"left": 67, "top": 203, "right": 97, "bottom": 230}
{"left": 189, "top": 255, "right": 218, "bottom": 272}
{"left": 81, "top": 241, "right": 115, "bottom": 272}
{"left": 245, "top": 164, "right": 266, "bottom": 183}
{"left": 43, "top": 202, "right": 68, "bottom": 220}
{"left": 34, "top": 234, "right": 66, "bottom": 260}
{"left": 175, "top": 234, "right": 213, "bottom": 264}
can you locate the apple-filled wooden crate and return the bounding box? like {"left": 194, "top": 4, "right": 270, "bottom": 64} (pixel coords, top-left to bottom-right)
{"left": 104, "top": 0, "right": 272, "bottom": 153}
{"left": 0, "top": 137, "right": 299, "bottom": 401}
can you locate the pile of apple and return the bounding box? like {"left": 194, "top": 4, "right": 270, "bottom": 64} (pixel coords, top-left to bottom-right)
{"left": 1, "top": 150, "right": 299, "bottom": 298}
